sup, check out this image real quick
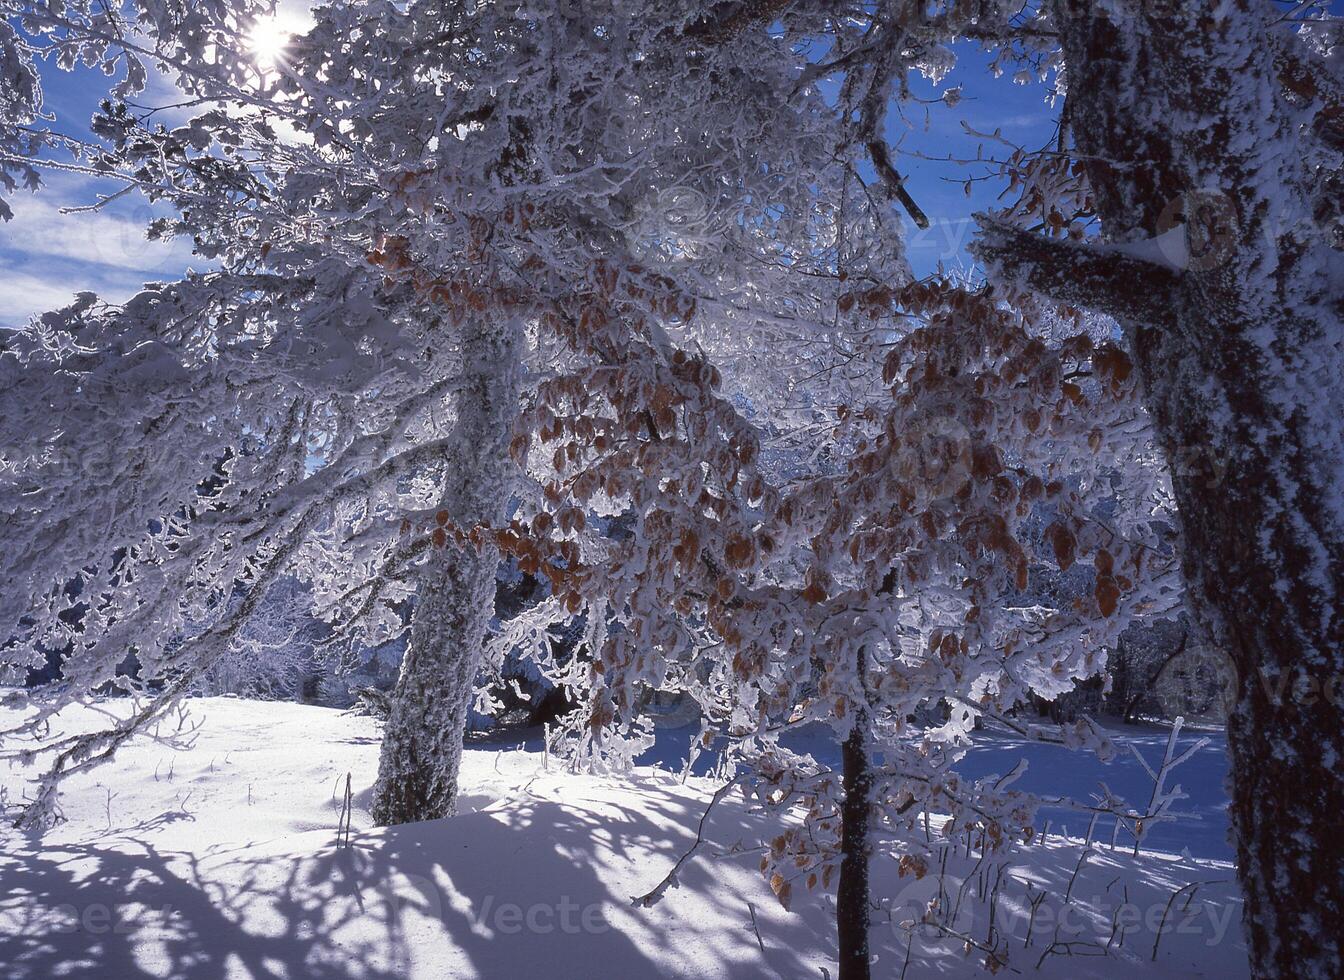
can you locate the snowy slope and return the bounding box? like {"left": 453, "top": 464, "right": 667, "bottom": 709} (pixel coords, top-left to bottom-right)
{"left": 0, "top": 698, "right": 1248, "bottom": 978}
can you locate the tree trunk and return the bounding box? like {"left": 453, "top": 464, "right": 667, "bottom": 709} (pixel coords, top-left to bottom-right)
{"left": 974, "top": 3, "right": 1344, "bottom": 974}
{"left": 837, "top": 647, "right": 873, "bottom": 980}
{"left": 371, "top": 317, "right": 523, "bottom": 825}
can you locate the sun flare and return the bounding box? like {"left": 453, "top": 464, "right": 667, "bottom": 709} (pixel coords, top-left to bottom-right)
{"left": 246, "top": 16, "right": 292, "bottom": 70}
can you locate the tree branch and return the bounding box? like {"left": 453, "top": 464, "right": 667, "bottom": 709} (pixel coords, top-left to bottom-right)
{"left": 970, "top": 217, "right": 1181, "bottom": 326}
{"left": 683, "top": 0, "right": 793, "bottom": 45}
{"left": 867, "top": 137, "right": 930, "bottom": 230}
{"left": 631, "top": 776, "right": 741, "bottom": 907}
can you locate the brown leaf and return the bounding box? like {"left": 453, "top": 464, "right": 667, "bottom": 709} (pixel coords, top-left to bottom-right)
{"left": 1095, "top": 574, "right": 1120, "bottom": 617}
{"left": 801, "top": 582, "right": 827, "bottom": 605}
{"left": 724, "top": 534, "right": 756, "bottom": 569}
{"left": 1047, "top": 522, "right": 1076, "bottom": 571}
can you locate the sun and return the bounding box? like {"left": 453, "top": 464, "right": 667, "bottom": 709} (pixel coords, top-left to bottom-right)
{"left": 246, "top": 15, "right": 293, "bottom": 70}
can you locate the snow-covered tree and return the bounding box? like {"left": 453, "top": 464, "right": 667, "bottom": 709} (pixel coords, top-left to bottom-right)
{"left": 0, "top": 0, "right": 889, "bottom": 829}
{"left": 967, "top": 4, "right": 1344, "bottom": 974}
{"left": 647, "top": 1, "right": 1340, "bottom": 971}
{"left": 481, "top": 241, "right": 1180, "bottom": 975}
{"left": 5, "top": 1, "right": 1339, "bottom": 973}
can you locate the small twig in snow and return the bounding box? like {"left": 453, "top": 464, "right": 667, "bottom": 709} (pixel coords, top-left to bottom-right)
{"left": 631, "top": 777, "right": 739, "bottom": 907}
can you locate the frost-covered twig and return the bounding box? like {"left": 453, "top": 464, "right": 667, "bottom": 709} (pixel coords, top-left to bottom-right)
{"left": 1129, "top": 717, "right": 1209, "bottom": 856}
{"left": 631, "top": 777, "right": 740, "bottom": 908}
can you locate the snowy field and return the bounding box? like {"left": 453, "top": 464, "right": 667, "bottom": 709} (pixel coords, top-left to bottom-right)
{"left": 1, "top": 698, "right": 1247, "bottom": 979}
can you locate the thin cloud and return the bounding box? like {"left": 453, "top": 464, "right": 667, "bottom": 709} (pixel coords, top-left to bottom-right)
{"left": 0, "top": 259, "right": 177, "bottom": 328}
{"left": 0, "top": 173, "right": 201, "bottom": 327}
{"left": 0, "top": 268, "right": 90, "bottom": 323}
{"left": 1, "top": 192, "right": 196, "bottom": 273}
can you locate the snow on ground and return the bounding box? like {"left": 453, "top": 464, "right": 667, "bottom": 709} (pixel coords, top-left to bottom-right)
{"left": 0, "top": 698, "right": 1248, "bottom": 979}
{"left": 647, "top": 718, "right": 1235, "bottom": 862}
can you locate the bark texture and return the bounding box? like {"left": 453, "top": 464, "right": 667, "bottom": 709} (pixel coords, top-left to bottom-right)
{"left": 837, "top": 646, "right": 873, "bottom": 980}
{"left": 976, "top": 3, "right": 1344, "bottom": 974}
{"left": 371, "top": 317, "right": 523, "bottom": 825}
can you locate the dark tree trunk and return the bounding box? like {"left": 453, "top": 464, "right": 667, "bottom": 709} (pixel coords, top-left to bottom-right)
{"left": 1122, "top": 631, "right": 1189, "bottom": 724}
{"left": 974, "top": 3, "right": 1344, "bottom": 975}
{"left": 837, "top": 650, "right": 873, "bottom": 980}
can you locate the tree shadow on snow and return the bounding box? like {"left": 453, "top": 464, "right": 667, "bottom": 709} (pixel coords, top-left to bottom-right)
{"left": 0, "top": 777, "right": 831, "bottom": 979}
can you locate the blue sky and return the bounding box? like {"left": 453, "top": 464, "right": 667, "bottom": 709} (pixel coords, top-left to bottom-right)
{"left": 0, "top": 37, "right": 1058, "bottom": 327}
{"left": 886, "top": 45, "right": 1060, "bottom": 276}
{"left": 0, "top": 57, "right": 205, "bottom": 327}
